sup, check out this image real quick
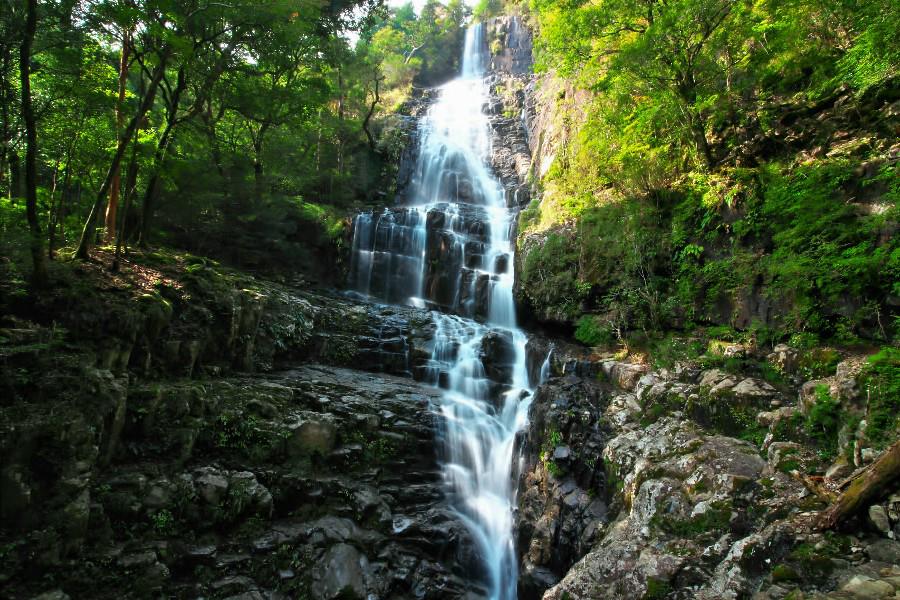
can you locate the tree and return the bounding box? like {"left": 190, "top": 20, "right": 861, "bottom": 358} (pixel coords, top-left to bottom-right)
{"left": 20, "top": 0, "right": 48, "bottom": 287}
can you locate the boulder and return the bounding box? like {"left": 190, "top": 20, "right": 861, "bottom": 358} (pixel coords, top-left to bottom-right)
{"left": 600, "top": 361, "right": 650, "bottom": 392}
{"left": 767, "top": 344, "right": 800, "bottom": 374}
{"left": 287, "top": 413, "right": 337, "bottom": 457}
{"left": 311, "top": 543, "right": 368, "bottom": 600}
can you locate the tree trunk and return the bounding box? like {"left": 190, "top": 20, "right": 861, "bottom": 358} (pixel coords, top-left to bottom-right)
{"left": 137, "top": 129, "right": 173, "bottom": 247}
{"left": 819, "top": 441, "right": 900, "bottom": 530}
{"left": 363, "top": 76, "right": 382, "bottom": 152}
{"left": 253, "top": 152, "right": 264, "bottom": 201}
{"left": 46, "top": 159, "right": 60, "bottom": 258}
{"left": 692, "top": 115, "right": 715, "bottom": 169}
{"left": 8, "top": 150, "right": 22, "bottom": 203}
{"left": 20, "top": 0, "right": 47, "bottom": 288}
{"left": 105, "top": 31, "right": 132, "bottom": 242}
{"left": 252, "top": 122, "right": 269, "bottom": 203}
{"left": 74, "top": 53, "right": 168, "bottom": 260}
{"left": 113, "top": 135, "right": 141, "bottom": 271}
{"left": 138, "top": 66, "right": 185, "bottom": 247}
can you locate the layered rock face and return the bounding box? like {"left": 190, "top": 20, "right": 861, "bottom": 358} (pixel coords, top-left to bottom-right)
{"left": 0, "top": 259, "right": 500, "bottom": 599}
{"left": 2, "top": 360, "right": 486, "bottom": 599}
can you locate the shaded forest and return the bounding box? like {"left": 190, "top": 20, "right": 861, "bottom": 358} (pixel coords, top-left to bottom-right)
{"left": 0, "top": 0, "right": 467, "bottom": 282}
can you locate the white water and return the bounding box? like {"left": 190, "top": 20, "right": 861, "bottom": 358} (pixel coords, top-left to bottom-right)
{"left": 423, "top": 26, "right": 531, "bottom": 600}
{"left": 348, "top": 24, "right": 532, "bottom": 599}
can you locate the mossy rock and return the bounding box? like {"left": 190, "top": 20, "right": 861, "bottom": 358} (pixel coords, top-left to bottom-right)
{"left": 771, "top": 563, "right": 801, "bottom": 583}
{"left": 137, "top": 293, "right": 173, "bottom": 340}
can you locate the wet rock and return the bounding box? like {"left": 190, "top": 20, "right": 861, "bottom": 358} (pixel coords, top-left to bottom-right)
{"left": 30, "top": 591, "right": 70, "bottom": 600}
{"left": 480, "top": 329, "right": 516, "bottom": 384}
{"left": 311, "top": 543, "right": 368, "bottom": 600}
{"left": 732, "top": 377, "right": 778, "bottom": 399}
{"left": 212, "top": 575, "right": 257, "bottom": 596}
{"left": 287, "top": 413, "right": 337, "bottom": 456}
{"left": 867, "top": 539, "right": 900, "bottom": 564}
{"left": 194, "top": 468, "right": 229, "bottom": 505}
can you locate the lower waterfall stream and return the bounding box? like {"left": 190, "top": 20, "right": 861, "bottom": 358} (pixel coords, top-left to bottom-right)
{"left": 348, "top": 23, "right": 531, "bottom": 600}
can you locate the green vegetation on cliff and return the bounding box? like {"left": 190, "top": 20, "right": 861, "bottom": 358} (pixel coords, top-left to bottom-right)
{"left": 516, "top": 0, "right": 899, "bottom": 346}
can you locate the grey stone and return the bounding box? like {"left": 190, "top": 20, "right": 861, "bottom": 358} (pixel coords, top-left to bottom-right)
{"left": 869, "top": 505, "right": 892, "bottom": 536}
{"left": 287, "top": 413, "right": 337, "bottom": 456}
{"left": 194, "top": 468, "right": 229, "bottom": 505}
{"left": 117, "top": 551, "right": 157, "bottom": 569}
{"left": 311, "top": 543, "right": 368, "bottom": 600}
{"left": 867, "top": 539, "right": 900, "bottom": 564}
{"left": 30, "top": 591, "right": 70, "bottom": 600}
{"left": 841, "top": 575, "right": 893, "bottom": 598}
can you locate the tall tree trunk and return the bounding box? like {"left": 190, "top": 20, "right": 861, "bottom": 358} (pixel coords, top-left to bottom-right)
{"left": 113, "top": 135, "right": 141, "bottom": 270}
{"left": 1, "top": 46, "right": 14, "bottom": 201}
{"left": 138, "top": 66, "right": 186, "bottom": 247}
{"left": 137, "top": 127, "right": 174, "bottom": 247}
{"left": 105, "top": 31, "right": 132, "bottom": 242}
{"left": 252, "top": 123, "right": 268, "bottom": 203}
{"left": 337, "top": 69, "right": 345, "bottom": 177}
{"left": 21, "top": 0, "right": 47, "bottom": 287}
{"left": 690, "top": 113, "right": 715, "bottom": 169}
{"left": 74, "top": 53, "right": 168, "bottom": 260}
{"left": 46, "top": 159, "right": 60, "bottom": 258}
{"left": 8, "top": 151, "right": 22, "bottom": 203}
{"left": 253, "top": 147, "right": 264, "bottom": 202}
{"left": 363, "top": 75, "right": 382, "bottom": 152}
{"left": 680, "top": 75, "right": 714, "bottom": 169}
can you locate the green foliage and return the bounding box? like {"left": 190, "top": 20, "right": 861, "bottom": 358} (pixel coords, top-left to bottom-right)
{"left": 346, "top": 430, "right": 399, "bottom": 462}
{"left": 860, "top": 347, "right": 900, "bottom": 448}
{"left": 150, "top": 509, "right": 176, "bottom": 535}
{"left": 521, "top": 0, "right": 899, "bottom": 347}
{"left": 771, "top": 564, "right": 801, "bottom": 583}
{"left": 213, "top": 412, "right": 266, "bottom": 454}
{"left": 519, "top": 232, "right": 583, "bottom": 320}
{"left": 575, "top": 315, "right": 615, "bottom": 346}
{"left": 473, "top": 0, "right": 503, "bottom": 21}
{"left": 805, "top": 385, "right": 842, "bottom": 460}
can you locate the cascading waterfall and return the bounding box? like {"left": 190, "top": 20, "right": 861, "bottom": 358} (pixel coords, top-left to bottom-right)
{"left": 348, "top": 23, "right": 531, "bottom": 600}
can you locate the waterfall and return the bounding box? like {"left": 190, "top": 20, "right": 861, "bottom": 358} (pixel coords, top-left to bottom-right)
{"left": 349, "top": 23, "right": 531, "bottom": 599}
{"left": 539, "top": 346, "right": 553, "bottom": 384}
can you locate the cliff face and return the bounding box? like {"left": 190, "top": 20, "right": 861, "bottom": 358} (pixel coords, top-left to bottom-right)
{"left": 0, "top": 254, "right": 492, "bottom": 599}
{"left": 508, "top": 18, "right": 898, "bottom": 340}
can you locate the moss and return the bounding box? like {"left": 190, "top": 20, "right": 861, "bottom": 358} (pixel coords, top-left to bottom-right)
{"left": 805, "top": 385, "right": 842, "bottom": 460}
{"left": 651, "top": 501, "right": 732, "bottom": 537}
{"left": 640, "top": 402, "right": 668, "bottom": 427}
{"left": 797, "top": 347, "right": 841, "bottom": 379}
{"left": 346, "top": 430, "right": 400, "bottom": 463}
{"left": 771, "top": 564, "right": 800, "bottom": 582}
{"left": 643, "top": 578, "right": 671, "bottom": 599}
{"left": 860, "top": 347, "right": 900, "bottom": 448}
{"left": 319, "top": 335, "right": 359, "bottom": 365}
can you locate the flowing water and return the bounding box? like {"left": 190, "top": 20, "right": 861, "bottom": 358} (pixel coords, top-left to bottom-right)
{"left": 348, "top": 24, "right": 531, "bottom": 600}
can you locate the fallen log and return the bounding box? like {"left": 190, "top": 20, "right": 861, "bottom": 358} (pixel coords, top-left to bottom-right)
{"left": 819, "top": 440, "right": 900, "bottom": 530}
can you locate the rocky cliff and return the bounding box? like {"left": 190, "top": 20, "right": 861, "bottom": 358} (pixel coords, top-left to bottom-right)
{"left": 513, "top": 339, "right": 900, "bottom": 600}
{"left": 0, "top": 252, "right": 493, "bottom": 599}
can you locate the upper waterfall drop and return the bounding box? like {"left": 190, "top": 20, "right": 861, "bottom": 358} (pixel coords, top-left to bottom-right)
{"left": 348, "top": 22, "right": 532, "bottom": 600}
